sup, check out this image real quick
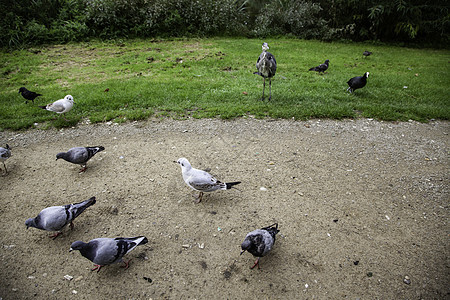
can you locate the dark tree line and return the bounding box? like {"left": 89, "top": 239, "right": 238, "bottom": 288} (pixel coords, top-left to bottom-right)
{"left": 1, "top": 0, "right": 448, "bottom": 48}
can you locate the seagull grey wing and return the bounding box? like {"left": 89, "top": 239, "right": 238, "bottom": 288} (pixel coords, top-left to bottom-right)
{"left": 47, "top": 100, "right": 66, "bottom": 113}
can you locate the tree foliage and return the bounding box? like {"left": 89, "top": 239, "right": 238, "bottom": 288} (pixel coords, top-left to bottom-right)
{"left": 1, "top": 0, "right": 448, "bottom": 48}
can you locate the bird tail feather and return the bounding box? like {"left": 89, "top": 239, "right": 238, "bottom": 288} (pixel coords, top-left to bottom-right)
{"left": 71, "top": 197, "right": 96, "bottom": 219}
{"left": 225, "top": 181, "right": 241, "bottom": 190}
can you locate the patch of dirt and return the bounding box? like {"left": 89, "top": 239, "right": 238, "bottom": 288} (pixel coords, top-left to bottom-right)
{"left": 0, "top": 118, "right": 448, "bottom": 299}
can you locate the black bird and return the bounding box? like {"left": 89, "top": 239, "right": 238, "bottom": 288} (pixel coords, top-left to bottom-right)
{"left": 309, "top": 59, "right": 329, "bottom": 74}
{"left": 254, "top": 42, "right": 277, "bottom": 101}
{"left": 240, "top": 223, "right": 280, "bottom": 269}
{"left": 347, "top": 72, "right": 369, "bottom": 93}
{"left": 18, "top": 87, "right": 42, "bottom": 103}
{"left": 363, "top": 50, "right": 372, "bottom": 57}
{"left": 56, "top": 146, "right": 105, "bottom": 173}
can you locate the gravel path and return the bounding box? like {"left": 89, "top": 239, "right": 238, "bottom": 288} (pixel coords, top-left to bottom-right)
{"left": 0, "top": 118, "right": 448, "bottom": 299}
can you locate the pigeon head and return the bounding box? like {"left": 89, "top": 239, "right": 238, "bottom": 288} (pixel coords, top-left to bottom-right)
{"left": 69, "top": 241, "right": 86, "bottom": 252}
{"left": 56, "top": 152, "right": 66, "bottom": 161}
{"left": 240, "top": 239, "right": 252, "bottom": 255}
{"left": 176, "top": 158, "right": 192, "bottom": 170}
{"left": 262, "top": 42, "right": 269, "bottom": 51}
{"left": 25, "top": 218, "right": 36, "bottom": 229}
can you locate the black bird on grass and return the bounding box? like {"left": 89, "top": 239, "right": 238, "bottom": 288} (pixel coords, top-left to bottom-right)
{"left": 309, "top": 59, "right": 329, "bottom": 74}
{"left": 18, "top": 87, "right": 42, "bottom": 103}
{"left": 241, "top": 223, "right": 280, "bottom": 269}
{"left": 363, "top": 50, "right": 372, "bottom": 57}
{"left": 347, "top": 72, "right": 369, "bottom": 93}
{"left": 254, "top": 42, "right": 277, "bottom": 101}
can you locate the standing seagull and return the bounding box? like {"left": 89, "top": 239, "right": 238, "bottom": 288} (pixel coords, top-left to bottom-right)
{"left": 39, "top": 95, "right": 74, "bottom": 119}
{"left": 241, "top": 223, "right": 280, "bottom": 269}
{"left": 347, "top": 72, "right": 369, "bottom": 93}
{"left": 18, "top": 87, "right": 42, "bottom": 103}
{"left": 70, "top": 236, "right": 148, "bottom": 272}
{"left": 25, "top": 197, "right": 96, "bottom": 239}
{"left": 309, "top": 59, "right": 329, "bottom": 74}
{"left": 0, "top": 144, "right": 11, "bottom": 174}
{"left": 56, "top": 146, "right": 105, "bottom": 173}
{"left": 254, "top": 42, "right": 277, "bottom": 101}
{"left": 176, "top": 157, "right": 241, "bottom": 203}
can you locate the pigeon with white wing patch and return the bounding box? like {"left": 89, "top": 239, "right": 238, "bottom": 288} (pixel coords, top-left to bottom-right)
{"left": 176, "top": 157, "right": 241, "bottom": 203}
{"left": 69, "top": 236, "right": 148, "bottom": 272}
{"left": 241, "top": 223, "right": 280, "bottom": 269}
{"left": 25, "top": 197, "right": 96, "bottom": 239}
{"left": 56, "top": 146, "right": 105, "bottom": 173}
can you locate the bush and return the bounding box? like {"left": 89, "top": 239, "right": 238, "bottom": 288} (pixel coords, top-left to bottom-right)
{"left": 252, "top": 0, "right": 329, "bottom": 39}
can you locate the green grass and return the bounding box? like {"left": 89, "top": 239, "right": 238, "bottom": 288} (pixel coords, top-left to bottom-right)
{"left": 0, "top": 38, "right": 449, "bottom": 130}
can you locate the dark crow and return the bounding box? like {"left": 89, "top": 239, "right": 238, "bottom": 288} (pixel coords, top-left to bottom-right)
{"left": 18, "top": 87, "right": 42, "bottom": 103}
{"left": 309, "top": 59, "right": 329, "bottom": 73}
{"left": 363, "top": 50, "right": 372, "bottom": 57}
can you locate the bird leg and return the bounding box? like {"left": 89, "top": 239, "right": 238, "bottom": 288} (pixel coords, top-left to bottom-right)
{"left": 121, "top": 259, "right": 132, "bottom": 270}
{"left": 79, "top": 165, "right": 87, "bottom": 173}
{"left": 69, "top": 221, "right": 74, "bottom": 230}
{"left": 261, "top": 78, "right": 266, "bottom": 101}
{"left": 268, "top": 78, "right": 272, "bottom": 101}
{"left": 194, "top": 192, "right": 204, "bottom": 204}
{"left": 2, "top": 162, "right": 7, "bottom": 174}
{"left": 49, "top": 232, "right": 63, "bottom": 239}
{"left": 250, "top": 257, "right": 260, "bottom": 269}
{"left": 91, "top": 264, "right": 103, "bottom": 272}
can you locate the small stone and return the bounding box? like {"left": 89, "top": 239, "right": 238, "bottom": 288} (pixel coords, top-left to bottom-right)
{"left": 72, "top": 290, "right": 78, "bottom": 295}
{"left": 28, "top": 276, "right": 35, "bottom": 279}
{"left": 385, "top": 215, "right": 390, "bottom": 220}
{"left": 110, "top": 205, "right": 119, "bottom": 215}
{"left": 74, "top": 276, "right": 83, "bottom": 282}
{"left": 403, "top": 276, "right": 411, "bottom": 284}
{"left": 260, "top": 187, "right": 267, "bottom": 191}
{"left": 198, "top": 243, "right": 205, "bottom": 249}
{"left": 119, "top": 156, "right": 124, "bottom": 159}
{"left": 182, "top": 244, "right": 190, "bottom": 248}
{"left": 42, "top": 273, "right": 47, "bottom": 277}
{"left": 268, "top": 161, "right": 275, "bottom": 165}
{"left": 64, "top": 275, "right": 73, "bottom": 281}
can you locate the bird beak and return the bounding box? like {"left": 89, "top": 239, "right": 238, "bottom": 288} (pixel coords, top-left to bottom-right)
{"left": 69, "top": 248, "right": 73, "bottom": 252}
{"left": 240, "top": 250, "right": 246, "bottom": 255}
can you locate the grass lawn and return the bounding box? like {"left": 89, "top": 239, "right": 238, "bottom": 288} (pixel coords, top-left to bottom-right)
{"left": 0, "top": 37, "right": 449, "bottom": 130}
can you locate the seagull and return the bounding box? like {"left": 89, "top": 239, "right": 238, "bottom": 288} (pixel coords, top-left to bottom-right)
{"left": 39, "top": 95, "right": 74, "bottom": 119}
{"left": 0, "top": 144, "right": 11, "bottom": 174}
{"left": 70, "top": 236, "right": 148, "bottom": 272}
{"left": 240, "top": 223, "right": 280, "bottom": 269}
{"left": 363, "top": 50, "right": 372, "bottom": 57}
{"left": 56, "top": 146, "right": 105, "bottom": 173}
{"left": 176, "top": 157, "right": 241, "bottom": 203}
{"left": 309, "top": 59, "right": 329, "bottom": 74}
{"left": 18, "top": 87, "right": 42, "bottom": 103}
{"left": 347, "top": 72, "right": 369, "bottom": 93}
{"left": 254, "top": 42, "right": 277, "bottom": 101}
{"left": 25, "top": 197, "right": 96, "bottom": 239}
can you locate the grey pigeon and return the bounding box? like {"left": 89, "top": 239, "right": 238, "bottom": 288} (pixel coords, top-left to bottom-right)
{"left": 18, "top": 87, "right": 42, "bottom": 103}
{"left": 56, "top": 146, "right": 105, "bottom": 172}
{"left": 0, "top": 144, "right": 11, "bottom": 174}
{"left": 240, "top": 223, "right": 280, "bottom": 269}
{"left": 347, "top": 72, "right": 369, "bottom": 93}
{"left": 25, "top": 196, "right": 96, "bottom": 239}
{"left": 254, "top": 42, "right": 277, "bottom": 101}
{"left": 309, "top": 59, "right": 329, "bottom": 73}
{"left": 70, "top": 236, "right": 148, "bottom": 272}
{"left": 176, "top": 157, "right": 241, "bottom": 203}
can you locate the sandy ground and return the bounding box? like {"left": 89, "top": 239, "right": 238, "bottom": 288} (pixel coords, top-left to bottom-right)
{"left": 0, "top": 118, "right": 448, "bottom": 299}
